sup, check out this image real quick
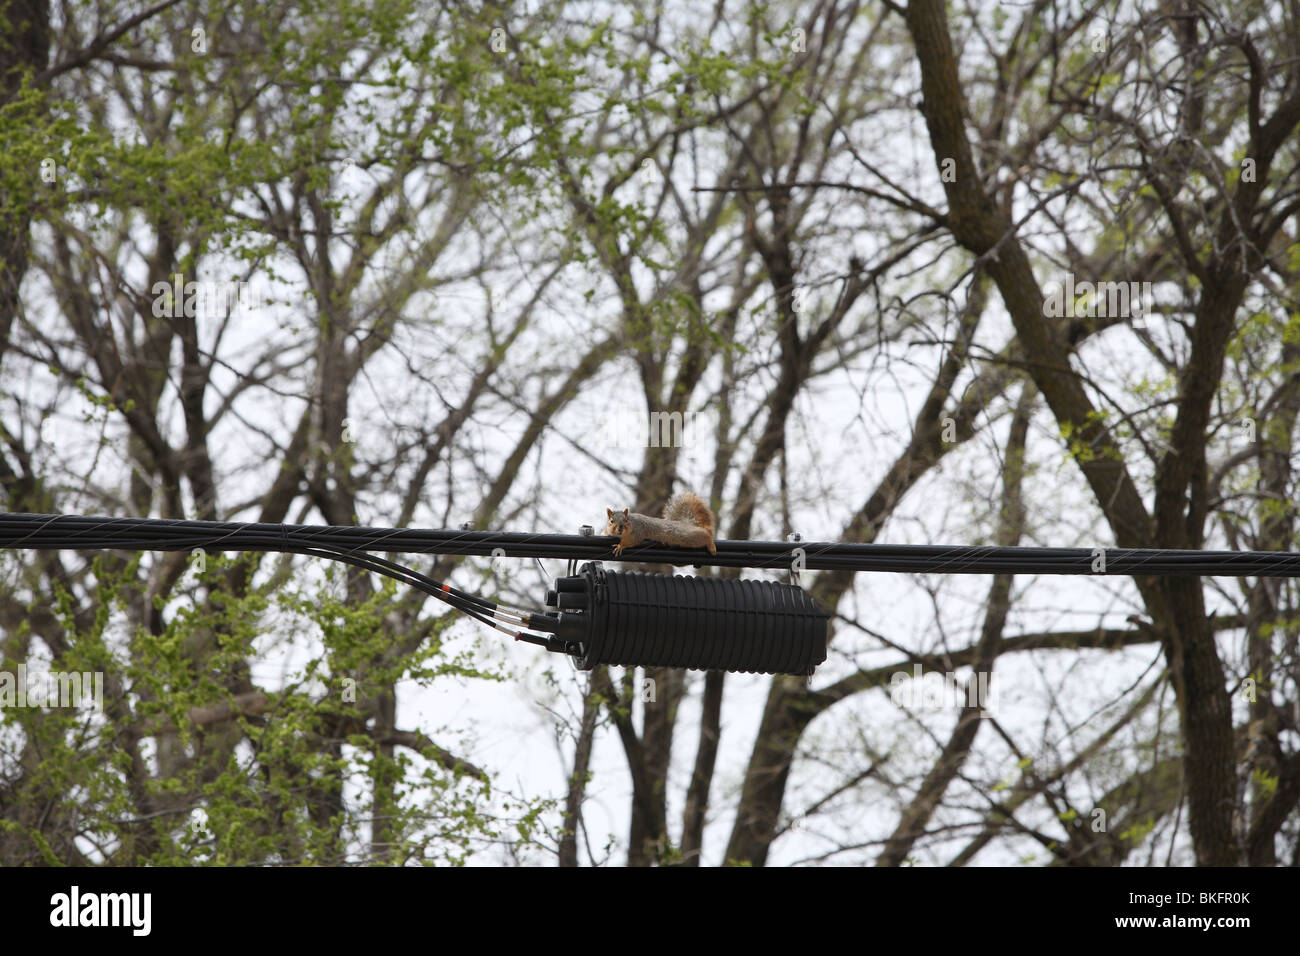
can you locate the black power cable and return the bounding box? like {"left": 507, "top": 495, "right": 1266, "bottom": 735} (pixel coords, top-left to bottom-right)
{"left": 4, "top": 511, "right": 1300, "bottom": 576}
{"left": 0, "top": 512, "right": 564, "bottom": 648}
{"left": 5, "top": 511, "right": 1300, "bottom": 674}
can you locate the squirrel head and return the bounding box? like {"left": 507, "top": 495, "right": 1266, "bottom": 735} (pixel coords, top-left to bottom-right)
{"left": 604, "top": 508, "right": 630, "bottom": 535}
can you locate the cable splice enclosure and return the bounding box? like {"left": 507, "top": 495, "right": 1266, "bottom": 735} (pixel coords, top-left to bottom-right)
{"left": 546, "top": 563, "right": 828, "bottom": 675}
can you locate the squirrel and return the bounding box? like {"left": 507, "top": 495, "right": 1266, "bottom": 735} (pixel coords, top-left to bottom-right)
{"left": 605, "top": 491, "right": 716, "bottom": 556}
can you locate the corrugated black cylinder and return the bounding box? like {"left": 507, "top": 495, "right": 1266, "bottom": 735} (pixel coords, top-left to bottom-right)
{"left": 548, "top": 563, "right": 828, "bottom": 675}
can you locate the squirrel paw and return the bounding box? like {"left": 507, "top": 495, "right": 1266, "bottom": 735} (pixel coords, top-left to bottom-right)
{"left": 612, "top": 543, "right": 625, "bottom": 556}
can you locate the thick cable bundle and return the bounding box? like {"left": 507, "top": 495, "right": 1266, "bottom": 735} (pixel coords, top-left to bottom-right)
{"left": 547, "top": 563, "right": 828, "bottom": 675}
{"left": 7, "top": 511, "right": 1300, "bottom": 672}
{"left": 6, "top": 512, "right": 1300, "bottom": 577}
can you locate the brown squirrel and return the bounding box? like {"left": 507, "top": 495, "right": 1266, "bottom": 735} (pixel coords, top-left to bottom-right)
{"left": 605, "top": 491, "right": 716, "bottom": 556}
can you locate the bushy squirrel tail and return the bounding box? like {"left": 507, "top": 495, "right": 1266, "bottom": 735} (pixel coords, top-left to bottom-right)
{"left": 663, "top": 491, "right": 715, "bottom": 536}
